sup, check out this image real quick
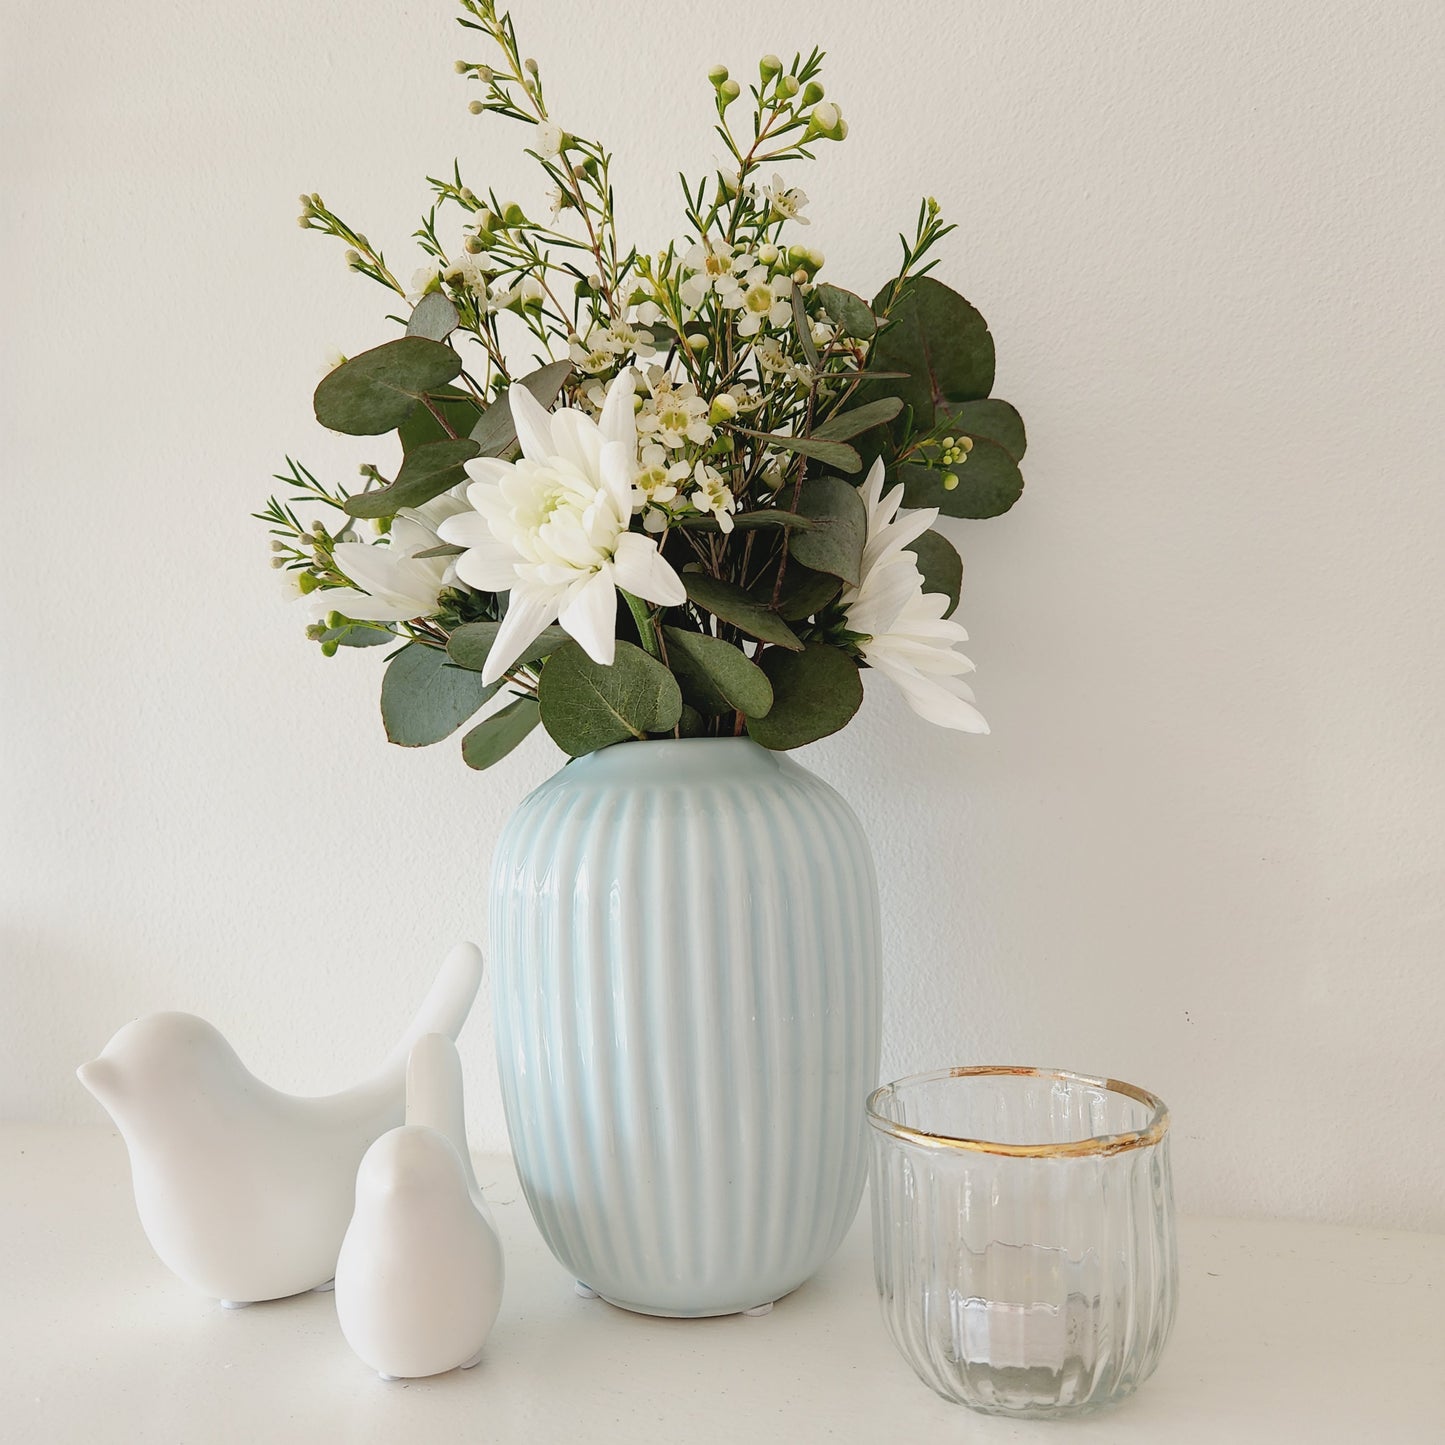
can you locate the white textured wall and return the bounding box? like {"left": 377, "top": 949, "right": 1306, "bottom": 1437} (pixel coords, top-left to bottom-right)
{"left": 4, "top": 0, "right": 1442, "bottom": 1230}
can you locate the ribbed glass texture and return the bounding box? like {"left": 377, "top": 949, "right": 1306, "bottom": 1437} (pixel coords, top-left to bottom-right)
{"left": 490, "top": 738, "right": 882, "bottom": 1317}
{"left": 868, "top": 1068, "right": 1177, "bottom": 1416}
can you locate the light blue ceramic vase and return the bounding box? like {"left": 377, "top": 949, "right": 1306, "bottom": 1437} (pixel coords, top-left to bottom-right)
{"left": 489, "top": 737, "right": 882, "bottom": 1317}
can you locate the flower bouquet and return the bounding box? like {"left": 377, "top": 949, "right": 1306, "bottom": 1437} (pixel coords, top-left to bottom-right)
{"left": 259, "top": 0, "right": 1026, "bottom": 766}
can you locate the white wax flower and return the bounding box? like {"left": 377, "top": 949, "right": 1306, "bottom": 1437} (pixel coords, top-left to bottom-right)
{"left": 437, "top": 372, "right": 686, "bottom": 683}
{"left": 841, "top": 460, "right": 988, "bottom": 733}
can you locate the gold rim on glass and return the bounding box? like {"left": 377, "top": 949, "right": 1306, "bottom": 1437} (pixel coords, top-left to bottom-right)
{"left": 865, "top": 1065, "right": 1171, "bottom": 1159}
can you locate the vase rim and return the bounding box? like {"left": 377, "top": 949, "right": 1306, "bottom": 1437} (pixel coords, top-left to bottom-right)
{"left": 865, "top": 1065, "right": 1170, "bottom": 1160}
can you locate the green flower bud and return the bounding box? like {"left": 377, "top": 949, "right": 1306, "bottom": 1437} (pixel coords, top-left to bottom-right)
{"left": 523, "top": 57, "right": 538, "bottom": 75}
{"left": 296, "top": 214, "right": 312, "bottom": 229}
{"left": 476, "top": 65, "right": 494, "bottom": 83}
{"left": 453, "top": 60, "right": 469, "bottom": 74}
{"left": 343, "top": 248, "right": 361, "bottom": 268}
{"left": 801, "top": 81, "right": 824, "bottom": 106}
{"left": 463, "top": 233, "right": 484, "bottom": 254}
{"left": 718, "top": 79, "right": 741, "bottom": 106}
{"left": 459, "top": 186, "right": 477, "bottom": 204}
{"left": 501, "top": 202, "right": 527, "bottom": 227}
{"left": 325, "top": 611, "right": 345, "bottom": 629}
{"left": 778, "top": 75, "right": 799, "bottom": 97}
{"left": 297, "top": 571, "right": 320, "bottom": 594}
{"left": 320, "top": 639, "right": 339, "bottom": 657}
{"left": 269, "top": 556, "right": 285, "bottom": 569}
{"left": 708, "top": 64, "right": 729, "bottom": 86}
{"left": 305, "top": 623, "right": 326, "bottom": 641}
{"left": 759, "top": 54, "right": 782, "bottom": 80}
{"left": 468, "top": 100, "right": 484, "bottom": 115}
{"left": 686, "top": 333, "right": 710, "bottom": 353}
{"left": 708, "top": 393, "right": 739, "bottom": 425}
{"left": 942, "top": 472, "right": 960, "bottom": 491}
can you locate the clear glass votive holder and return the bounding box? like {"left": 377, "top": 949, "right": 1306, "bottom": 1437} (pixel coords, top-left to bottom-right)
{"left": 866, "top": 1066, "right": 1178, "bottom": 1417}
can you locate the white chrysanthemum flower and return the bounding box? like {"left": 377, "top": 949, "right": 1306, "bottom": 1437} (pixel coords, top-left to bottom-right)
{"left": 688, "top": 461, "right": 737, "bottom": 534}
{"left": 840, "top": 459, "right": 988, "bottom": 733}
{"left": 765, "top": 173, "right": 810, "bottom": 225}
{"left": 723, "top": 266, "right": 792, "bottom": 337}
{"left": 326, "top": 493, "right": 470, "bottom": 623}
{"left": 679, "top": 240, "right": 750, "bottom": 309}
{"left": 437, "top": 372, "right": 686, "bottom": 683}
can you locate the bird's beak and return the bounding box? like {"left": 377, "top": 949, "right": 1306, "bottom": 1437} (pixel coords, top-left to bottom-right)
{"left": 77, "top": 1057, "right": 117, "bottom": 1106}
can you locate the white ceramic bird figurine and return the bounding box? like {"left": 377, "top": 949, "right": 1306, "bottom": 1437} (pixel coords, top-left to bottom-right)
{"left": 76, "top": 941, "right": 485, "bottom": 1307}
{"left": 334, "top": 1033, "right": 505, "bottom": 1380}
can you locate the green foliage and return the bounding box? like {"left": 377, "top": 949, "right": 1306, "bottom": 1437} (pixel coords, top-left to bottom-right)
{"left": 381, "top": 641, "right": 498, "bottom": 746}
{"left": 788, "top": 476, "right": 866, "bottom": 586}
{"left": 470, "top": 360, "right": 572, "bottom": 456}
{"left": 344, "top": 438, "right": 480, "bottom": 519}
{"left": 941, "top": 398, "right": 1026, "bottom": 461}
{"left": 811, "top": 396, "right": 902, "bottom": 442}
{"left": 735, "top": 429, "right": 862, "bottom": 475}
{"left": 864, "top": 277, "right": 995, "bottom": 429}
{"left": 899, "top": 439, "right": 1024, "bottom": 519}
{"left": 407, "top": 291, "right": 461, "bottom": 341}
{"left": 747, "top": 645, "right": 863, "bottom": 750}
{"left": 462, "top": 695, "right": 542, "bottom": 768}
{"left": 662, "top": 628, "right": 773, "bottom": 717}
{"left": 771, "top": 563, "right": 842, "bottom": 621}
{"left": 446, "top": 619, "right": 570, "bottom": 672}
{"left": 682, "top": 573, "right": 803, "bottom": 650}
{"left": 397, "top": 386, "right": 482, "bottom": 453}
{"left": 537, "top": 640, "right": 683, "bottom": 755}
{"left": 905, "top": 530, "right": 963, "bottom": 616}
{"left": 814, "top": 283, "right": 876, "bottom": 338}
{"left": 314, "top": 337, "right": 463, "bottom": 436}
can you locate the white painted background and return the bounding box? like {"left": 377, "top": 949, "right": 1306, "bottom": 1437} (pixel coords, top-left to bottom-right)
{"left": 4, "top": 0, "right": 1442, "bottom": 1230}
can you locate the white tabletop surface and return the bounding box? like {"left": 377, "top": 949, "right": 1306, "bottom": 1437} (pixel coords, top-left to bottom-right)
{"left": 4, "top": 1124, "right": 1442, "bottom": 1443}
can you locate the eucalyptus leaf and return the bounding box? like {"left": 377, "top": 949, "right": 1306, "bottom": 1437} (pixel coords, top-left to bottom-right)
{"left": 537, "top": 640, "right": 683, "bottom": 756}
{"left": 747, "top": 645, "right": 864, "bottom": 751}
{"left": 407, "top": 291, "right": 460, "bottom": 342}
{"left": 940, "top": 398, "right": 1027, "bottom": 461}
{"left": 772, "top": 563, "right": 842, "bottom": 622}
{"left": 461, "top": 695, "right": 541, "bottom": 769}
{"left": 381, "top": 641, "right": 497, "bottom": 747}
{"left": 413, "top": 543, "right": 466, "bottom": 560}
{"left": 447, "top": 620, "right": 570, "bottom": 673}
{"left": 662, "top": 627, "right": 773, "bottom": 717}
{"left": 736, "top": 428, "right": 861, "bottom": 475}
{"left": 898, "top": 438, "right": 1024, "bottom": 519}
{"left": 812, "top": 396, "right": 904, "bottom": 443}
{"left": 815, "top": 283, "right": 876, "bottom": 339}
{"left": 397, "top": 385, "right": 482, "bottom": 454}
{"left": 314, "top": 337, "right": 462, "bottom": 437}
{"left": 905, "top": 529, "right": 964, "bottom": 617}
{"left": 470, "top": 360, "right": 573, "bottom": 457}
{"left": 682, "top": 573, "right": 803, "bottom": 650}
{"left": 343, "top": 438, "right": 480, "bottom": 519}
{"left": 788, "top": 475, "right": 867, "bottom": 586}
{"left": 863, "top": 277, "right": 995, "bottom": 429}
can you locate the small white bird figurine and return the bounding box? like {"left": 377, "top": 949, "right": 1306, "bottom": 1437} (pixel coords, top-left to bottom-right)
{"left": 335, "top": 1033, "right": 505, "bottom": 1380}
{"left": 77, "top": 941, "right": 485, "bottom": 1307}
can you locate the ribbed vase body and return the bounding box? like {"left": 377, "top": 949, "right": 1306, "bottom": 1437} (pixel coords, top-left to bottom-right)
{"left": 489, "top": 738, "right": 882, "bottom": 1317}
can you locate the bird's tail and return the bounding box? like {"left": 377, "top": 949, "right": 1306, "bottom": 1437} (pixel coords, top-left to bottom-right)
{"left": 374, "top": 942, "right": 485, "bottom": 1090}
{"left": 405, "top": 1033, "right": 481, "bottom": 1198}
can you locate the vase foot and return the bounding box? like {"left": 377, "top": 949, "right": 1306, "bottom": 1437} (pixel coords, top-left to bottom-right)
{"left": 219, "top": 1299, "right": 253, "bottom": 1310}
{"left": 574, "top": 1281, "right": 600, "bottom": 1299}
{"left": 742, "top": 1302, "right": 774, "bottom": 1317}
{"left": 311, "top": 1278, "right": 335, "bottom": 1294}
{"left": 460, "top": 1348, "right": 484, "bottom": 1370}
{"left": 379, "top": 1373, "right": 400, "bottom": 1383}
